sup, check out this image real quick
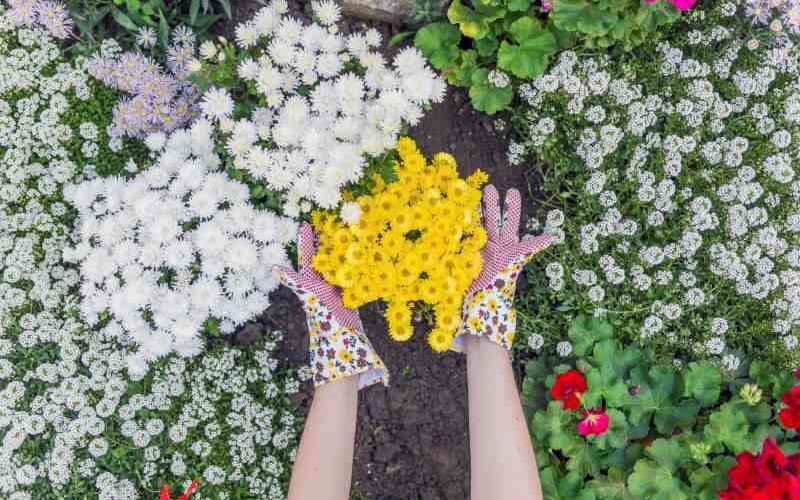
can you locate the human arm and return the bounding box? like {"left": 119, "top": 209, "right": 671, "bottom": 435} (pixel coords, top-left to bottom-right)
{"left": 457, "top": 186, "right": 551, "bottom": 499}
{"left": 465, "top": 334, "right": 542, "bottom": 499}
{"left": 288, "top": 376, "right": 359, "bottom": 500}
{"left": 276, "top": 223, "right": 388, "bottom": 500}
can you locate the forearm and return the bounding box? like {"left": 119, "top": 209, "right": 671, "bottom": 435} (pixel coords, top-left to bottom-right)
{"left": 288, "top": 376, "right": 359, "bottom": 500}
{"left": 466, "top": 335, "right": 542, "bottom": 500}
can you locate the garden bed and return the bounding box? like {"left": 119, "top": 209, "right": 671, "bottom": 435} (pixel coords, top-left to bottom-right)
{"left": 241, "top": 10, "right": 528, "bottom": 499}
{"left": 6, "top": 0, "right": 800, "bottom": 498}
{"left": 222, "top": 3, "right": 538, "bottom": 497}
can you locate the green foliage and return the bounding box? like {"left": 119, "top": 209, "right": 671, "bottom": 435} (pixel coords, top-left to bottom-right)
{"left": 414, "top": 0, "right": 683, "bottom": 114}
{"left": 406, "top": 0, "right": 449, "bottom": 25}
{"left": 67, "top": 0, "right": 230, "bottom": 52}
{"left": 522, "top": 316, "right": 797, "bottom": 500}
{"left": 550, "top": 0, "right": 679, "bottom": 50}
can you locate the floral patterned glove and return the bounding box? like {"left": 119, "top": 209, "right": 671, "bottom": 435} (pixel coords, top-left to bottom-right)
{"left": 454, "top": 186, "right": 552, "bottom": 351}
{"left": 274, "top": 223, "right": 388, "bottom": 389}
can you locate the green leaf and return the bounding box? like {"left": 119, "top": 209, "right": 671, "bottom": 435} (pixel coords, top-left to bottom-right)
{"left": 542, "top": 467, "right": 588, "bottom": 499}
{"left": 589, "top": 409, "right": 628, "bottom": 450}
{"left": 629, "top": 366, "right": 698, "bottom": 434}
{"left": 447, "top": 49, "right": 478, "bottom": 87}
{"left": 414, "top": 23, "right": 461, "bottom": 69}
{"left": 468, "top": 68, "right": 513, "bottom": 114}
{"left": 588, "top": 467, "right": 635, "bottom": 499}
{"left": 551, "top": 0, "right": 619, "bottom": 36}
{"left": 683, "top": 361, "right": 721, "bottom": 407}
{"left": 389, "top": 31, "right": 413, "bottom": 47}
{"left": 628, "top": 459, "right": 688, "bottom": 499}
{"left": 190, "top": 0, "right": 200, "bottom": 24}
{"left": 522, "top": 356, "right": 554, "bottom": 415}
{"left": 635, "top": 1, "right": 679, "bottom": 32}
{"left": 647, "top": 438, "right": 689, "bottom": 470}
{"left": 507, "top": 16, "right": 544, "bottom": 43}
{"left": 447, "top": 0, "right": 489, "bottom": 39}
{"left": 126, "top": 0, "right": 141, "bottom": 13}
{"left": 534, "top": 401, "right": 580, "bottom": 452}
{"left": 583, "top": 366, "right": 630, "bottom": 409}
{"left": 508, "top": 0, "right": 532, "bottom": 11}
{"left": 111, "top": 7, "right": 139, "bottom": 31}
{"left": 568, "top": 315, "right": 613, "bottom": 356}
{"left": 705, "top": 402, "right": 754, "bottom": 453}
{"left": 218, "top": 0, "right": 232, "bottom": 19}
{"left": 475, "top": 34, "right": 498, "bottom": 57}
{"left": 497, "top": 21, "right": 557, "bottom": 79}
{"left": 593, "top": 339, "right": 640, "bottom": 379}
{"left": 565, "top": 440, "right": 601, "bottom": 476}
{"left": 158, "top": 10, "right": 169, "bottom": 49}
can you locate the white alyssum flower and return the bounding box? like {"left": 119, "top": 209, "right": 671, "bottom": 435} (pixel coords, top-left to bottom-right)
{"left": 515, "top": 4, "right": 800, "bottom": 366}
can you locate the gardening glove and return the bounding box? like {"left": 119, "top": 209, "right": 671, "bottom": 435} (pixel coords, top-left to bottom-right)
{"left": 453, "top": 185, "right": 552, "bottom": 351}
{"left": 274, "top": 223, "right": 388, "bottom": 389}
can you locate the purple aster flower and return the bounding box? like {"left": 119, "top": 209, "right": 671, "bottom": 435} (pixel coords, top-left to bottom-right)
{"left": 33, "top": 1, "right": 73, "bottom": 39}
{"left": 745, "top": 0, "right": 773, "bottom": 24}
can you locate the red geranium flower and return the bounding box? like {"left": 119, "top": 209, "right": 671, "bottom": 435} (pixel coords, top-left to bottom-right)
{"left": 780, "top": 386, "right": 800, "bottom": 430}
{"left": 550, "top": 369, "right": 587, "bottom": 411}
{"left": 720, "top": 438, "right": 800, "bottom": 500}
{"left": 160, "top": 480, "right": 200, "bottom": 500}
{"left": 577, "top": 408, "right": 609, "bottom": 436}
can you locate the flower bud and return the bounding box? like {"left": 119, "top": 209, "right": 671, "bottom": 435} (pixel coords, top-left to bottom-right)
{"left": 740, "top": 383, "right": 762, "bottom": 406}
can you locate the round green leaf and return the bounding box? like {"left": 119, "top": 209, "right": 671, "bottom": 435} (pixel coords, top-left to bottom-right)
{"left": 683, "top": 361, "right": 722, "bottom": 407}
{"left": 414, "top": 23, "right": 461, "bottom": 69}
{"left": 468, "top": 69, "right": 513, "bottom": 114}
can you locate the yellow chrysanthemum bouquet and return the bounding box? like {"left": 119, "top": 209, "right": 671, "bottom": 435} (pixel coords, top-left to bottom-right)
{"left": 312, "top": 138, "right": 488, "bottom": 351}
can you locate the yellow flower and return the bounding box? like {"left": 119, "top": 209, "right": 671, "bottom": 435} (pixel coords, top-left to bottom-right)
{"left": 428, "top": 328, "right": 454, "bottom": 352}
{"left": 312, "top": 138, "right": 487, "bottom": 352}
{"left": 466, "top": 169, "right": 488, "bottom": 189}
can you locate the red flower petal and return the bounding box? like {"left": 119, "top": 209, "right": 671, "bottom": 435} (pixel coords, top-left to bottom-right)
{"left": 550, "top": 370, "right": 587, "bottom": 411}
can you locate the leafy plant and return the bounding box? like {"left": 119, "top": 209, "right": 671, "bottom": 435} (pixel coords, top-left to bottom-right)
{"left": 550, "top": 0, "right": 679, "bottom": 50}
{"left": 523, "top": 316, "right": 799, "bottom": 499}
{"left": 406, "top": 0, "right": 449, "bottom": 25}
{"left": 414, "top": 0, "right": 684, "bottom": 114}
{"left": 67, "top": 0, "right": 230, "bottom": 52}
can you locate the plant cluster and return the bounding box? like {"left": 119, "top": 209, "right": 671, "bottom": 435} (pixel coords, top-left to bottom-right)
{"left": 414, "top": 0, "right": 686, "bottom": 114}
{"left": 66, "top": 0, "right": 229, "bottom": 53}
{"left": 311, "top": 138, "right": 488, "bottom": 351}
{"left": 186, "top": 0, "right": 446, "bottom": 216}
{"left": 88, "top": 36, "right": 200, "bottom": 138}
{"left": 0, "top": 6, "right": 300, "bottom": 499}
{"left": 65, "top": 119, "right": 298, "bottom": 373}
{"left": 522, "top": 315, "right": 800, "bottom": 499}
{"left": 511, "top": 3, "right": 800, "bottom": 369}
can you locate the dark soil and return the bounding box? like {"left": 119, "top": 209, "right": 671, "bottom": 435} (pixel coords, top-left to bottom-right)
{"left": 229, "top": 2, "right": 535, "bottom": 499}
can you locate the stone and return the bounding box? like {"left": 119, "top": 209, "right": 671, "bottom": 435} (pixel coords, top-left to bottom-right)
{"left": 341, "top": 0, "right": 414, "bottom": 24}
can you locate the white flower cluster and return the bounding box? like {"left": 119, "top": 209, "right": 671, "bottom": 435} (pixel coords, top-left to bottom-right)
{"left": 65, "top": 120, "right": 297, "bottom": 373}
{"left": 513, "top": 7, "right": 800, "bottom": 366}
{"left": 205, "top": 0, "right": 445, "bottom": 215}
{"left": 0, "top": 15, "right": 300, "bottom": 499}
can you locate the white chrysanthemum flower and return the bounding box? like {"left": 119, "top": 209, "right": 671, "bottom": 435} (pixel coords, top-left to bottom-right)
{"left": 312, "top": 0, "right": 342, "bottom": 26}
{"left": 340, "top": 201, "right": 361, "bottom": 225}
{"left": 200, "top": 87, "right": 234, "bottom": 120}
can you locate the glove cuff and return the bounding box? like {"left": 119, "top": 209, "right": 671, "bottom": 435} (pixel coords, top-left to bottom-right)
{"left": 299, "top": 289, "right": 389, "bottom": 389}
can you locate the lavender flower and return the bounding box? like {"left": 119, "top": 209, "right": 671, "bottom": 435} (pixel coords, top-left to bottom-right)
{"left": 88, "top": 49, "right": 199, "bottom": 138}
{"left": 8, "top": 0, "right": 72, "bottom": 39}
